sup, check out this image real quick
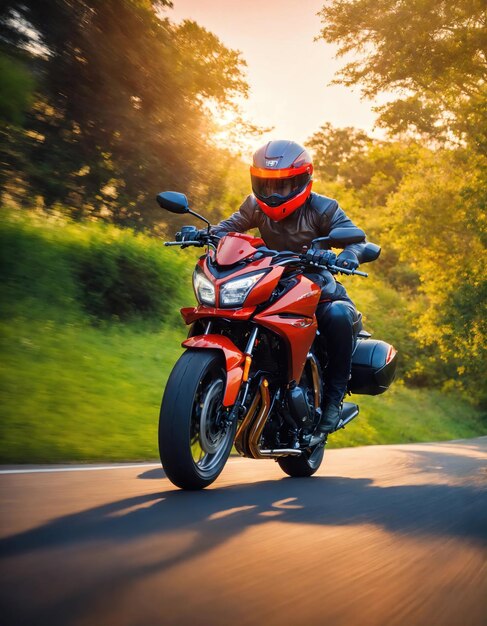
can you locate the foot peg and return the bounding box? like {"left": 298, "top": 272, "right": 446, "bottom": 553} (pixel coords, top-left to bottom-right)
{"left": 308, "top": 402, "right": 359, "bottom": 445}
{"left": 308, "top": 432, "right": 328, "bottom": 447}
{"left": 335, "top": 402, "right": 359, "bottom": 430}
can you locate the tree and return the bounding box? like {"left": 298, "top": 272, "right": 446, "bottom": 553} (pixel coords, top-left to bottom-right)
{"left": 307, "top": 122, "right": 370, "bottom": 181}
{"left": 318, "top": 0, "right": 487, "bottom": 149}
{"left": 0, "top": 0, "right": 249, "bottom": 227}
{"left": 387, "top": 149, "right": 487, "bottom": 403}
{"left": 316, "top": 0, "right": 487, "bottom": 405}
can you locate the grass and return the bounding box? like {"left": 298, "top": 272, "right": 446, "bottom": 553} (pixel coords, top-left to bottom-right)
{"left": 0, "top": 208, "right": 485, "bottom": 463}
{"left": 0, "top": 315, "right": 185, "bottom": 463}
{"left": 329, "top": 382, "right": 486, "bottom": 449}
{"left": 1, "top": 314, "right": 485, "bottom": 463}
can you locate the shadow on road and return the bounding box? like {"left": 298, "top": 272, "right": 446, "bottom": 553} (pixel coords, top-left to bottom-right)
{"left": 2, "top": 464, "right": 486, "bottom": 565}
{"left": 138, "top": 467, "right": 165, "bottom": 479}
{"left": 1, "top": 447, "right": 486, "bottom": 626}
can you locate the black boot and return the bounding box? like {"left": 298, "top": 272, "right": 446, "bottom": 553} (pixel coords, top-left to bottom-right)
{"left": 317, "top": 400, "right": 342, "bottom": 434}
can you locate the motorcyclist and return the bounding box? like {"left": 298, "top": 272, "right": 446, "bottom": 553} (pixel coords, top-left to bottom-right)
{"left": 210, "top": 140, "right": 370, "bottom": 434}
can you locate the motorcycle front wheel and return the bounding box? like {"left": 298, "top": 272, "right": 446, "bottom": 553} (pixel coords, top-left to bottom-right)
{"left": 159, "top": 349, "right": 237, "bottom": 490}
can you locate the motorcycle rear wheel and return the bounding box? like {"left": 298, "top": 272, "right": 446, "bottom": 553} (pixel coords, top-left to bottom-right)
{"left": 159, "top": 349, "right": 237, "bottom": 490}
{"left": 277, "top": 439, "right": 326, "bottom": 478}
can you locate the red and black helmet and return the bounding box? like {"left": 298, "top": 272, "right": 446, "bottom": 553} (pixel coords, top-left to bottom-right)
{"left": 250, "top": 140, "right": 313, "bottom": 221}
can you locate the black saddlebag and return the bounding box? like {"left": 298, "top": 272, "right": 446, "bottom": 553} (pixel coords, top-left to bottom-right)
{"left": 349, "top": 338, "right": 398, "bottom": 395}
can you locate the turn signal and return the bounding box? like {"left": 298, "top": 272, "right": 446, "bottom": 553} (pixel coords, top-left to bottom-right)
{"left": 243, "top": 355, "right": 252, "bottom": 382}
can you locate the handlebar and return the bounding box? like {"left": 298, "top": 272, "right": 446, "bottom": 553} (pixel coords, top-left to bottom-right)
{"left": 164, "top": 240, "right": 203, "bottom": 247}
{"left": 275, "top": 255, "right": 368, "bottom": 277}
{"left": 163, "top": 239, "right": 368, "bottom": 277}
{"left": 329, "top": 264, "right": 368, "bottom": 277}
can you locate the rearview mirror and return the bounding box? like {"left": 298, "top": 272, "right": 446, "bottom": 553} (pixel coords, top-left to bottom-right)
{"left": 362, "top": 242, "right": 381, "bottom": 262}
{"left": 156, "top": 191, "right": 189, "bottom": 214}
{"left": 328, "top": 227, "right": 366, "bottom": 245}
{"left": 312, "top": 227, "right": 366, "bottom": 248}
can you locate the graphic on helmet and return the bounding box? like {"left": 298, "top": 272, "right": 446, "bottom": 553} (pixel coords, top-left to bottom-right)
{"left": 250, "top": 140, "right": 313, "bottom": 221}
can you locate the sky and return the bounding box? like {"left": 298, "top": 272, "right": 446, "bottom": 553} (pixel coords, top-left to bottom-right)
{"left": 168, "top": 0, "right": 386, "bottom": 150}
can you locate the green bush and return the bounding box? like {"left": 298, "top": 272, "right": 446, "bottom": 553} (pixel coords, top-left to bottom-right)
{"left": 0, "top": 211, "right": 80, "bottom": 319}
{"left": 0, "top": 210, "right": 193, "bottom": 323}
{"left": 75, "top": 227, "right": 189, "bottom": 321}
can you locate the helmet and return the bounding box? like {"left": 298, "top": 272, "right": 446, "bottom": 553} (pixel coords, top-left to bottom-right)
{"left": 250, "top": 140, "right": 313, "bottom": 221}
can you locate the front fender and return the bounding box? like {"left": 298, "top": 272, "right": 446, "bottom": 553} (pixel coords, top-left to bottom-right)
{"left": 182, "top": 334, "right": 244, "bottom": 406}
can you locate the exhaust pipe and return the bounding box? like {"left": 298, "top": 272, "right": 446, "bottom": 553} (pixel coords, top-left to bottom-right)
{"left": 258, "top": 448, "right": 302, "bottom": 457}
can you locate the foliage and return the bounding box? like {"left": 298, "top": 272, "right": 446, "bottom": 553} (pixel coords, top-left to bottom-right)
{"left": 318, "top": 0, "right": 487, "bottom": 147}
{"left": 310, "top": 126, "right": 487, "bottom": 404}
{"left": 314, "top": 0, "right": 486, "bottom": 406}
{"left": 0, "top": 1, "right": 249, "bottom": 227}
{"left": 307, "top": 122, "right": 370, "bottom": 182}
{"left": 309, "top": 124, "right": 426, "bottom": 223}
{"left": 386, "top": 149, "right": 487, "bottom": 403}
{"left": 0, "top": 52, "right": 35, "bottom": 126}
{"left": 0, "top": 209, "right": 191, "bottom": 323}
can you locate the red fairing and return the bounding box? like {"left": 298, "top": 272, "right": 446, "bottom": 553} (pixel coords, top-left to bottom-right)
{"left": 254, "top": 275, "right": 321, "bottom": 382}
{"left": 183, "top": 334, "right": 245, "bottom": 406}
{"left": 216, "top": 232, "right": 265, "bottom": 266}
{"left": 180, "top": 231, "right": 323, "bottom": 392}
{"left": 181, "top": 305, "right": 256, "bottom": 324}
{"left": 259, "top": 274, "right": 321, "bottom": 318}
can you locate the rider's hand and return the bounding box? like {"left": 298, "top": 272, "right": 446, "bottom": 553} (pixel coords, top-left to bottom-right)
{"left": 304, "top": 249, "right": 337, "bottom": 267}
{"left": 194, "top": 229, "right": 209, "bottom": 243}
{"left": 336, "top": 250, "right": 359, "bottom": 271}
{"left": 175, "top": 226, "right": 206, "bottom": 243}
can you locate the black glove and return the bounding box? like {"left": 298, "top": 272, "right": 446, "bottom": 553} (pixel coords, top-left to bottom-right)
{"left": 175, "top": 225, "right": 206, "bottom": 244}
{"left": 304, "top": 249, "right": 337, "bottom": 267}
{"left": 336, "top": 250, "right": 359, "bottom": 271}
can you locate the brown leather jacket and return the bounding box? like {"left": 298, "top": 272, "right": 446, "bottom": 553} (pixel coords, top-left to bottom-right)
{"left": 212, "top": 192, "right": 368, "bottom": 302}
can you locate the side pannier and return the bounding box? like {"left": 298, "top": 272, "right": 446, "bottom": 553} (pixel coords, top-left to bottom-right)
{"left": 349, "top": 338, "right": 398, "bottom": 396}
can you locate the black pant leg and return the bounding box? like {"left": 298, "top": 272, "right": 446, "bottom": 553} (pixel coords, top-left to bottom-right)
{"left": 315, "top": 299, "right": 358, "bottom": 404}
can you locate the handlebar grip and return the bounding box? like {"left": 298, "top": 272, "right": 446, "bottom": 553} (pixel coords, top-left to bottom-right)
{"left": 164, "top": 240, "right": 203, "bottom": 247}
{"left": 329, "top": 264, "right": 368, "bottom": 277}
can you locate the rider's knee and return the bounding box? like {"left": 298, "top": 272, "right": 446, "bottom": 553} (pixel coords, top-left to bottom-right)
{"left": 323, "top": 301, "right": 355, "bottom": 330}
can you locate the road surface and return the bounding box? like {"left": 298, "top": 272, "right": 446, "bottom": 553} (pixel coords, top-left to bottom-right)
{"left": 1, "top": 438, "right": 486, "bottom": 626}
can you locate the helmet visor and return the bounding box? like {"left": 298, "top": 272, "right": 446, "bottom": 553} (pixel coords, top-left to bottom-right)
{"left": 251, "top": 171, "right": 310, "bottom": 201}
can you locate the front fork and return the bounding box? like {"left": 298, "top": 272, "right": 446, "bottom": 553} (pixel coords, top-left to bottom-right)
{"left": 184, "top": 322, "right": 262, "bottom": 426}
{"left": 224, "top": 325, "right": 260, "bottom": 426}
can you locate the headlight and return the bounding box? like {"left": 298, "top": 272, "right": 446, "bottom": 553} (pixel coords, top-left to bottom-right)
{"left": 193, "top": 268, "right": 215, "bottom": 306}
{"left": 220, "top": 272, "right": 266, "bottom": 307}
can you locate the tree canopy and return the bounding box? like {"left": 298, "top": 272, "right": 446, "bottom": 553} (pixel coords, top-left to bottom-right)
{"left": 0, "top": 0, "right": 249, "bottom": 227}
{"left": 318, "top": 0, "right": 487, "bottom": 149}
{"left": 313, "top": 0, "right": 487, "bottom": 404}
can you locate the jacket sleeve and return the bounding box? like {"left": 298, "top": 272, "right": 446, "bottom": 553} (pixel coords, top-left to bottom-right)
{"left": 327, "top": 205, "right": 368, "bottom": 263}
{"left": 211, "top": 195, "right": 258, "bottom": 237}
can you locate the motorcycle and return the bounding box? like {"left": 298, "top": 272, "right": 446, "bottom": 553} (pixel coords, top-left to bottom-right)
{"left": 157, "top": 191, "right": 398, "bottom": 490}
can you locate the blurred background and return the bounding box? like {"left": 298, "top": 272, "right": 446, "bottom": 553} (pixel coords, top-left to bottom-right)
{"left": 0, "top": 0, "right": 485, "bottom": 463}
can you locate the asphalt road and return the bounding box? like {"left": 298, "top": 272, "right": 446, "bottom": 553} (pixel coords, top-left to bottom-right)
{"left": 1, "top": 438, "right": 486, "bottom": 626}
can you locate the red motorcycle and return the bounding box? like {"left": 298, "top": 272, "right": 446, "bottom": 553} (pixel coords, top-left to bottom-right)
{"left": 157, "top": 192, "right": 397, "bottom": 490}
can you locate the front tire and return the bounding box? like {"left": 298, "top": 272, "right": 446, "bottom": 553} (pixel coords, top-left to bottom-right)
{"left": 277, "top": 440, "right": 326, "bottom": 478}
{"left": 159, "top": 350, "right": 236, "bottom": 490}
